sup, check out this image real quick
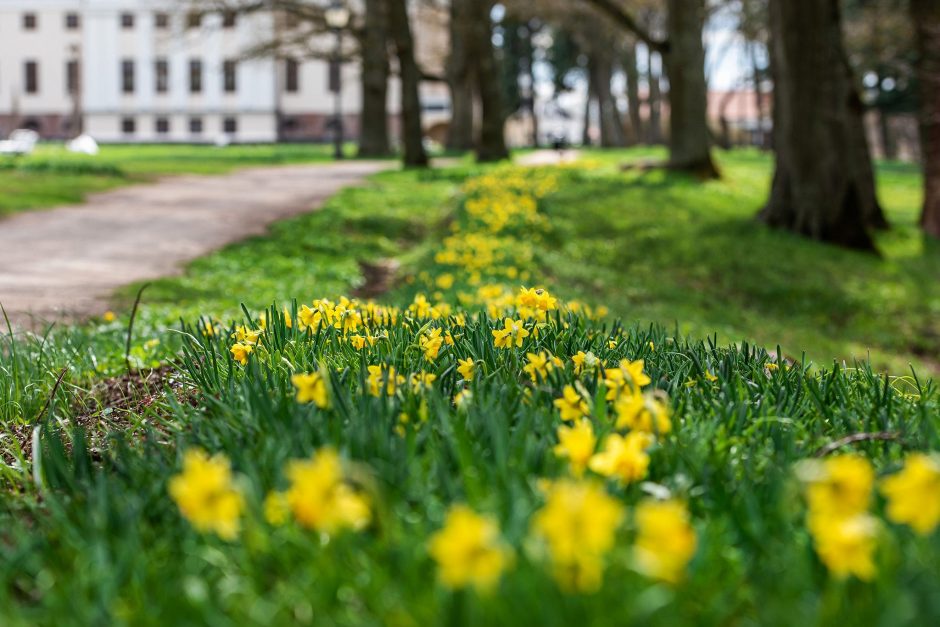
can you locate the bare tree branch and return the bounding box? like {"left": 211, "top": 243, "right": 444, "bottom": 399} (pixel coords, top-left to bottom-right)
{"left": 580, "top": 0, "right": 669, "bottom": 53}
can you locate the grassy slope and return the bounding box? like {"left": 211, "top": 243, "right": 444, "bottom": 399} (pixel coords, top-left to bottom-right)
{"left": 546, "top": 149, "right": 938, "bottom": 376}
{"left": 124, "top": 150, "right": 937, "bottom": 377}
{"left": 0, "top": 143, "right": 340, "bottom": 216}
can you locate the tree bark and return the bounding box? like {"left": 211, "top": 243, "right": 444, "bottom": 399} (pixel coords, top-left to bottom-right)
{"left": 588, "top": 48, "right": 627, "bottom": 147}
{"left": 750, "top": 42, "right": 768, "bottom": 149}
{"left": 911, "top": 0, "right": 940, "bottom": 238}
{"left": 647, "top": 55, "right": 663, "bottom": 145}
{"left": 844, "top": 64, "right": 889, "bottom": 230}
{"left": 445, "top": 0, "right": 474, "bottom": 151}
{"left": 584, "top": 0, "right": 718, "bottom": 176}
{"left": 878, "top": 111, "right": 898, "bottom": 160}
{"left": 761, "top": 0, "right": 876, "bottom": 250}
{"left": 465, "top": 0, "right": 509, "bottom": 162}
{"left": 386, "top": 0, "right": 428, "bottom": 167}
{"left": 624, "top": 42, "right": 643, "bottom": 145}
{"left": 663, "top": 0, "right": 719, "bottom": 178}
{"left": 357, "top": 0, "right": 391, "bottom": 157}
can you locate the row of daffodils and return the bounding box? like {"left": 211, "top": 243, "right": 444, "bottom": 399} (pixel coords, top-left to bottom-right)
{"left": 169, "top": 166, "right": 939, "bottom": 598}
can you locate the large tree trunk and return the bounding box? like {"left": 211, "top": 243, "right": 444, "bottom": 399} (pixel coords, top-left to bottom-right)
{"left": 760, "top": 0, "right": 875, "bottom": 250}
{"left": 465, "top": 0, "right": 509, "bottom": 162}
{"left": 357, "top": 0, "right": 391, "bottom": 157}
{"left": 912, "top": 0, "right": 940, "bottom": 238}
{"left": 386, "top": 0, "right": 428, "bottom": 167}
{"left": 588, "top": 48, "right": 627, "bottom": 147}
{"left": 647, "top": 54, "right": 663, "bottom": 145}
{"left": 445, "top": 0, "right": 474, "bottom": 151}
{"left": 663, "top": 0, "right": 719, "bottom": 178}
{"left": 624, "top": 42, "right": 643, "bottom": 145}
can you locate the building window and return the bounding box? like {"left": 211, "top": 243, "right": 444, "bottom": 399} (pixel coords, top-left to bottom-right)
{"left": 155, "top": 12, "right": 170, "bottom": 29}
{"left": 223, "top": 117, "right": 238, "bottom": 134}
{"left": 65, "top": 13, "right": 80, "bottom": 30}
{"left": 189, "top": 117, "right": 203, "bottom": 134}
{"left": 155, "top": 59, "right": 169, "bottom": 94}
{"left": 122, "top": 117, "right": 136, "bottom": 135}
{"left": 189, "top": 60, "right": 203, "bottom": 93}
{"left": 121, "top": 59, "right": 135, "bottom": 94}
{"left": 66, "top": 60, "right": 80, "bottom": 94}
{"left": 223, "top": 60, "right": 237, "bottom": 93}
{"left": 155, "top": 117, "right": 170, "bottom": 134}
{"left": 121, "top": 13, "right": 135, "bottom": 29}
{"left": 24, "top": 61, "right": 38, "bottom": 94}
{"left": 186, "top": 12, "right": 201, "bottom": 29}
{"left": 23, "top": 13, "right": 37, "bottom": 30}
{"left": 285, "top": 58, "right": 299, "bottom": 93}
{"left": 222, "top": 11, "right": 237, "bottom": 28}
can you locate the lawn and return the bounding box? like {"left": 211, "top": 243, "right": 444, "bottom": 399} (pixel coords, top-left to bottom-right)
{"left": 0, "top": 143, "right": 345, "bottom": 216}
{"left": 1, "top": 151, "right": 938, "bottom": 624}
{"left": 114, "top": 148, "right": 937, "bottom": 377}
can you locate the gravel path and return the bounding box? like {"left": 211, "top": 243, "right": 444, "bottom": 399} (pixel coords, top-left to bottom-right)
{"left": 0, "top": 161, "right": 390, "bottom": 325}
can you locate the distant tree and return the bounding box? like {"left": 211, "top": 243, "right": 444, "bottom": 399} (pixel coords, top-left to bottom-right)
{"left": 622, "top": 40, "right": 644, "bottom": 144}
{"left": 911, "top": 0, "right": 940, "bottom": 237}
{"left": 445, "top": 0, "right": 474, "bottom": 151}
{"left": 760, "top": 0, "right": 883, "bottom": 249}
{"left": 463, "top": 0, "right": 510, "bottom": 162}
{"left": 358, "top": 0, "right": 392, "bottom": 157}
{"left": 386, "top": 0, "right": 429, "bottom": 167}
{"left": 844, "top": 0, "right": 917, "bottom": 162}
{"left": 188, "top": 1, "right": 398, "bottom": 159}
{"left": 583, "top": 0, "right": 719, "bottom": 178}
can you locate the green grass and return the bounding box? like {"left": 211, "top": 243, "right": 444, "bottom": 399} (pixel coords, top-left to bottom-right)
{"left": 545, "top": 148, "right": 938, "bottom": 376}
{"left": 0, "top": 161, "right": 938, "bottom": 625}
{"left": 0, "top": 143, "right": 346, "bottom": 216}
{"left": 115, "top": 148, "right": 937, "bottom": 377}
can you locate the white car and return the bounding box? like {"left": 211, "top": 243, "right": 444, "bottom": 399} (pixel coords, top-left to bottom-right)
{"left": 0, "top": 129, "right": 39, "bottom": 156}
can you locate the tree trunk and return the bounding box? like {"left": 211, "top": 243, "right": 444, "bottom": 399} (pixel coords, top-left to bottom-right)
{"left": 357, "top": 0, "right": 391, "bottom": 157}
{"left": 844, "top": 64, "right": 889, "bottom": 230}
{"left": 878, "top": 111, "right": 898, "bottom": 160}
{"left": 624, "top": 42, "right": 643, "bottom": 145}
{"left": 445, "top": 0, "right": 474, "bottom": 151}
{"left": 647, "top": 54, "right": 663, "bottom": 145}
{"left": 663, "top": 0, "right": 719, "bottom": 178}
{"left": 588, "top": 48, "right": 627, "bottom": 147}
{"left": 465, "top": 0, "right": 509, "bottom": 162}
{"left": 751, "top": 42, "right": 768, "bottom": 149}
{"left": 583, "top": 70, "right": 594, "bottom": 146}
{"left": 386, "top": 0, "right": 428, "bottom": 167}
{"left": 912, "top": 0, "right": 940, "bottom": 238}
{"left": 760, "top": 0, "right": 875, "bottom": 250}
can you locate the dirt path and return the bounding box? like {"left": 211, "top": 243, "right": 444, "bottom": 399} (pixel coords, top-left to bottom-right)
{"left": 0, "top": 160, "right": 391, "bottom": 325}
{"left": 515, "top": 149, "right": 581, "bottom": 166}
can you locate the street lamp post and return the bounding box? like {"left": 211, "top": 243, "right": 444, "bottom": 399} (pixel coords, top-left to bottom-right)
{"left": 325, "top": 1, "right": 350, "bottom": 160}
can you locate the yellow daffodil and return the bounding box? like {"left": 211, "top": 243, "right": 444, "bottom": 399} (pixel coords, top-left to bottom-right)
{"left": 230, "top": 342, "right": 253, "bottom": 366}
{"left": 589, "top": 431, "right": 654, "bottom": 484}
{"left": 492, "top": 318, "right": 529, "bottom": 349}
{"left": 169, "top": 449, "right": 245, "bottom": 540}
{"left": 531, "top": 479, "right": 625, "bottom": 592}
{"left": 553, "top": 385, "right": 590, "bottom": 422}
{"left": 457, "top": 357, "right": 476, "bottom": 381}
{"left": 880, "top": 453, "right": 940, "bottom": 535}
{"left": 554, "top": 419, "right": 597, "bottom": 476}
{"left": 291, "top": 371, "right": 330, "bottom": 408}
{"left": 282, "top": 447, "right": 370, "bottom": 533}
{"left": 428, "top": 505, "right": 514, "bottom": 592}
{"left": 633, "top": 499, "right": 697, "bottom": 584}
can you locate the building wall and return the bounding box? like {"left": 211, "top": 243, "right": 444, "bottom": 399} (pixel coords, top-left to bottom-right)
{"left": 0, "top": 0, "right": 451, "bottom": 143}
{"left": 0, "top": 0, "right": 83, "bottom": 137}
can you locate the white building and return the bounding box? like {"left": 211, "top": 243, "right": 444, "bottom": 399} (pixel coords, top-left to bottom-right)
{"left": 0, "top": 0, "right": 450, "bottom": 143}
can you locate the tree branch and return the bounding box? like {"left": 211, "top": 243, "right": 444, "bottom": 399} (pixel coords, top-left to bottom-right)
{"left": 581, "top": 0, "right": 668, "bottom": 54}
